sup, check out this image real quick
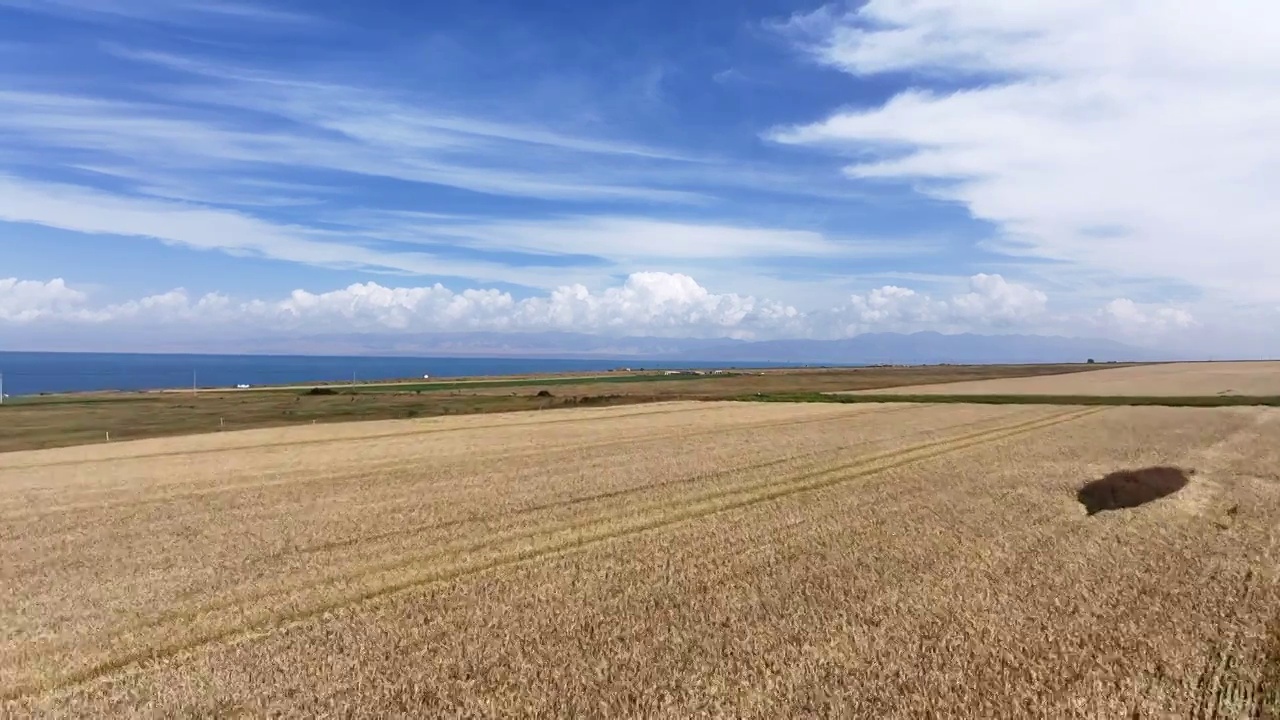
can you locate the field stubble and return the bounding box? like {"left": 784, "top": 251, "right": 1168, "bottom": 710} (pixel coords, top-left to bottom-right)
{"left": 845, "top": 361, "right": 1280, "bottom": 397}
{"left": 1, "top": 400, "right": 1278, "bottom": 717}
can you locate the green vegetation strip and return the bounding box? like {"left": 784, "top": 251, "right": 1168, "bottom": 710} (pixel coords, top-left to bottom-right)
{"left": 330, "top": 372, "right": 737, "bottom": 393}
{"left": 734, "top": 392, "right": 1280, "bottom": 408}
{"left": 0, "top": 394, "right": 156, "bottom": 407}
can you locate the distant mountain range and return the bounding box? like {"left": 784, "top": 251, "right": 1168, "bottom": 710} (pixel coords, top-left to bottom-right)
{"left": 666, "top": 332, "right": 1157, "bottom": 365}
{"left": 209, "top": 330, "right": 1159, "bottom": 365}
{"left": 10, "top": 327, "right": 1164, "bottom": 364}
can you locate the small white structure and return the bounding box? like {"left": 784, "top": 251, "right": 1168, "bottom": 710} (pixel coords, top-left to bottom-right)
{"left": 236, "top": 384, "right": 251, "bottom": 389}
{"left": 423, "top": 374, "right": 431, "bottom": 379}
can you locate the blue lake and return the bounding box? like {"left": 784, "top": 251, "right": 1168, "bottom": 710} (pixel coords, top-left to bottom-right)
{"left": 0, "top": 352, "right": 793, "bottom": 396}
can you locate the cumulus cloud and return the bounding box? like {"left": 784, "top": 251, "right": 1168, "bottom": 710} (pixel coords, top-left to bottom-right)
{"left": 830, "top": 273, "right": 1047, "bottom": 335}
{"left": 0, "top": 278, "right": 86, "bottom": 321}
{"left": 0, "top": 273, "right": 802, "bottom": 339}
{"left": 245, "top": 273, "right": 781, "bottom": 337}
{"left": 514, "top": 273, "right": 800, "bottom": 339}
{"left": 950, "top": 274, "right": 1048, "bottom": 323}
{"left": 842, "top": 286, "right": 935, "bottom": 327}
{"left": 1, "top": 272, "right": 1210, "bottom": 350}
{"left": 1095, "top": 298, "right": 1196, "bottom": 335}
{"left": 771, "top": 1, "right": 1280, "bottom": 305}
{"left": 259, "top": 272, "right": 803, "bottom": 340}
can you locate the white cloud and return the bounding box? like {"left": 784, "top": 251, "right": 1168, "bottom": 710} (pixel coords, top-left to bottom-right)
{"left": 771, "top": 1, "right": 1280, "bottom": 305}
{"left": 843, "top": 286, "right": 936, "bottom": 327}
{"left": 511, "top": 273, "right": 800, "bottom": 339}
{"left": 225, "top": 272, "right": 801, "bottom": 340}
{"left": 1, "top": 178, "right": 879, "bottom": 290}
{"left": 111, "top": 47, "right": 689, "bottom": 161}
{"left": 0, "top": 44, "right": 883, "bottom": 215}
{"left": 1095, "top": 298, "right": 1196, "bottom": 334}
{"left": 949, "top": 273, "right": 1047, "bottom": 323}
{"left": 0, "top": 22, "right": 930, "bottom": 314}
{"left": 0, "top": 273, "right": 799, "bottom": 339}
{"left": 0, "top": 0, "right": 317, "bottom": 28}
{"left": 0, "top": 176, "right": 548, "bottom": 286}
{"left": 73, "top": 166, "right": 334, "bottom": 208}
{"left": 0, "top": 278, "right": 86, "bottom": 321}
{"left": 829, "top": 273, "right": 1048, "bottom": 335}
{"left": 5, "top": 272, "right": 1196, "bottom": 350}
{"left": 358, "top": 214, "right": 900, "bottom": 261}
{"left": 0, "top": 89, "right": 699, "bottom": 205}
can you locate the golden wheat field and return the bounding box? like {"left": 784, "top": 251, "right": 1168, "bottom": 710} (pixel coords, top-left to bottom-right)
{"left": 845, "top": 360, "right": 1280, "bottom": 397}
{"left": 2, "top": 400, "right": 1278, "bottom": 717}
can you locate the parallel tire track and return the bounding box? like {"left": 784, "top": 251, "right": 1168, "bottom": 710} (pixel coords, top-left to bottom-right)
{"left": 2, "top": 406, "right": 1105, "bottom": 702}
{"left": 55, "top": 405, "right": 982, "bottom": 631}
{"left": 113, "top": 407, "right": 1059, "bottom": 629}
{"left": 0, "top": 404, "right": 923, "bottom": 521}
{"left": 0, "top": 402, "right": 717, "bottom": 471}
{"left": 280, "top": 403, "right": 936, "bottom": 556}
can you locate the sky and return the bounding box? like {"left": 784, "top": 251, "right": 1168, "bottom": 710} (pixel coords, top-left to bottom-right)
{"left": 0, "top": 0, "right": 1276, "bottom": 356}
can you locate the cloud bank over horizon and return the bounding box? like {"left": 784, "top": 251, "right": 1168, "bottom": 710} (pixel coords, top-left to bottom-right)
{"left": 2, "top": 272, "right": 1203, "bottom": 351}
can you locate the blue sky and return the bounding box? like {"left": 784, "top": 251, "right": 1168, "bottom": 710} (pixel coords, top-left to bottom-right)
{"left": 1, "top": 0, "right": 1276, "bottom": 354}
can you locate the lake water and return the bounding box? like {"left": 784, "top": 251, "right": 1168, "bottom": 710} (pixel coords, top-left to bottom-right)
{"left": 0, "top": 352, "right": 784, "bottom": 397}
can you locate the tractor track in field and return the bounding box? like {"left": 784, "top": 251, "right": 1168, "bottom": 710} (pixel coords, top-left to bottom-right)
{"left": 0, "top": 403, "right": 931, "bottom": 522}
{"left": 8, "top": 405, "right": 1017, "bottom": 627}
{"left": 0, "top": 403, "right": 719, "bottom": 471}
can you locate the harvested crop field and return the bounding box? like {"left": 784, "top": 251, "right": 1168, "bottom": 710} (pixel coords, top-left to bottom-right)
{"left": 844, "top": 361, "right": 1280, "bottom": 397}
{"left": 3, "top": 401, "right": 1279, "bottom": 717}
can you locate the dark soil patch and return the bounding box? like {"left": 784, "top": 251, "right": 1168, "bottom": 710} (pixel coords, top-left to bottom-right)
{"left": 306, "top": 387, "right": 338, "bottom": 396}
{"left": 1077, "top": 466, "right": 1192, "bottom": 516}
{"left": 571, "top": 394, "right": 625, "bottom": 406}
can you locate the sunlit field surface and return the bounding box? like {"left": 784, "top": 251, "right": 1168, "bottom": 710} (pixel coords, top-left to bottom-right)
{"left": 844, "top": 361, "right": 1280, "bottom": 397}
{"left": 3, "top": 401, "right": 1277, "bottom": 717}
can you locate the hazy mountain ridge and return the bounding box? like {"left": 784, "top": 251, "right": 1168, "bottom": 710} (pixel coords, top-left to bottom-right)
{"left": 7, "top": 328, "right": 1161, "bottom": 364}
{"left": 219, "top": 331, "right": 1159, "bottom": 364}
{"left": 666, "top": 332, "right": 1155, "bottom": 364}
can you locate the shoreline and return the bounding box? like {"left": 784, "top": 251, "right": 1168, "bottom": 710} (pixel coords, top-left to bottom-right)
{"left": 28, "top": 367, "right": 775, "bottom": 400}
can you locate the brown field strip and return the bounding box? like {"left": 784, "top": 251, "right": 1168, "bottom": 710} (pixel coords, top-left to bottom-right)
{"left": 844, "top": 360, "right": 1280, "bottom": 397}
{"left": 3, "top": 401, "right": 1279, "bottom": 716}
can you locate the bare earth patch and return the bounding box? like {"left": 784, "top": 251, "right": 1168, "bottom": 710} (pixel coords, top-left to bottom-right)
{"left": 842, "top": 361, "right": 1280, "bottom": 397}
{"left": 2, "top": 401, "right": 1278, "bottom": 717}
